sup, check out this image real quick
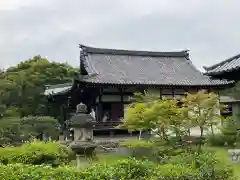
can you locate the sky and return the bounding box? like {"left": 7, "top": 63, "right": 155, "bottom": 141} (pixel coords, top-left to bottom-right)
{"left": 1, "top": 0, "right": 240, "bottom": 71}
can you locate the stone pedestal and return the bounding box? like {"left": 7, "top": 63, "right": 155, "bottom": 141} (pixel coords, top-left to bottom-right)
{"left": 59, "top": 135, "right": 64, "bottom": 141}
{"left": 76, "top": 154, "right": 82, "bottom": 168}
{"left": 74, "top": 128, "right": 93, "bottom": 141}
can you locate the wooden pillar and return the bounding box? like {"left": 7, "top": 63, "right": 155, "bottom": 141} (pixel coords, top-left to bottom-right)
{"left": 98, "top": 88, "right": 103, "bottom": 122}
{"left": 120, "top": 87, "right": 124, "bottom": 118}
{"left": 160, "top": 88, "right": 162, "bottom": 99}
{"left": 172, "top": 88, "right": 174, "bottom": 98}
{"left": 207, "top": 88, "right": 210, "bottom": 93}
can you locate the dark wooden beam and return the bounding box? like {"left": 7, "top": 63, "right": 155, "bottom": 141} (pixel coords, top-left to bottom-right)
{"left": 97, "top": 88, "right": 103, "bottom": 122}
{"left": 160, "top": 88, "right": 162, "bottom": 99}
{"left": 102, "top": 92, "right": 133, "bottom": 95}
{"left": 120, "top": 87, "right": 124, "bottom": 118}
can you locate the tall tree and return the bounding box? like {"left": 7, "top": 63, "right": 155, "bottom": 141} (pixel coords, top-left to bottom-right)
{"left": 1, "top": 55, "right": 78, "bottom": 117}
{"left": 182, "top": 90, "right": 223, "bottom": 152}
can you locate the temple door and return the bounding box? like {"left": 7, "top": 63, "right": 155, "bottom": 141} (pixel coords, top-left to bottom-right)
{"left": 111, "top": 103, "right": 123, "bottom": 122}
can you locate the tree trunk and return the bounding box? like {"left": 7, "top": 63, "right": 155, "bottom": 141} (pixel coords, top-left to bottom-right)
{"left": 210, "top": 123, "right": 214, "bottom": 136}
{"left": 197, "top": 126, "right": 204, "bottom": 154}
{"left": 138, "top": 130, "right": 142, "bottom": 140}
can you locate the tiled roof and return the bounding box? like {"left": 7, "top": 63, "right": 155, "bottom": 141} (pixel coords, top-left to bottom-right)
{"left": 44, "top": 83, "right": 72, "bottom": 96}
{"left": 78, "top": 45, "right": 231, "bottom": 86}
{"left": 204, "top": 54, "right": 240, "bottom": 75}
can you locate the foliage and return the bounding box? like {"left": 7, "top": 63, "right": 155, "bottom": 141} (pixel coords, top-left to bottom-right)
{"left": 120, "top": 96, "right": 184, "bottom": 141}
{"left": 119, "top": 140, "right": 155, "bottom": 161}
{"left": 221, "top": 117, "right": 239, "bottom": 147}
{"left": 21, "top": 116, "right": 60, "bottom": 140}
{"left": 0, "top": 157, "right": 234, "bottom": 180}
{"left": 221, "top": 81, "right": 240, "bottom": 100}
{"left": 119, "top": 139, "right": 186, "bottom": 163}
{"left": 182, "top": 90, "right": 223, "bottom": 152}
{"left": 0, "top": 55, "right": 78, "bottom": 118}
{"left": 0, "top": 117, "right": 26, "bottom": 145}
{"left": 120, "top": 139, "right": 153, "bottom": 149}
{"left": 121, "top": 91, "right": 223, "bottom": 151}
{"left": 206, "top": 117, "right": 240, "bottom": 147}
{"left": 121, "top": 90, "right": 228, "bottom": 170}
{"left": 0, "top": 141, "right": 70, "bottom": 166}
{"left": 0, "top": 164, "right": 82, "bottom": 180}
{"left": 0, "top": 116, "right": 60, "bottom": 145}
{"left": 206, "top": 133, "right": 226, "bottom": 146}
{"left": 167, "top": 151, "right": 234, "bottom": 180}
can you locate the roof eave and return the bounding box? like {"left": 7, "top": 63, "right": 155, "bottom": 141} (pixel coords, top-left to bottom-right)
{"left": 204, "top": 53, "right": 240, "bottom": 71}
{"left": 76, "top": 79, "right": 233, "bottom": 88}
{"left": 79, "top": 44, "right": 190, "bottom": 58}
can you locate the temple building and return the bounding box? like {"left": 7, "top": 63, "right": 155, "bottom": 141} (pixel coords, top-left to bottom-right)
{"left": 204, "top": 53, "right": 240, "bottom": 125}
{"left": 45, "top": 45, "right": 232, "bottom": 138}
{"left": 204, "top": 53, "right": 240, "bottom": 81}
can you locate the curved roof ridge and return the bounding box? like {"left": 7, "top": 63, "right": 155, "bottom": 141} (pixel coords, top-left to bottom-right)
{"left": 79, "top": 44, "right": 189, "bottom": 58}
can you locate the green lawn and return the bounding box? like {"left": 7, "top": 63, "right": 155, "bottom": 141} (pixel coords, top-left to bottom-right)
{"left": 204, "top": 146, "right": 240, "bottom": 177}
{"left": 70, "top": 146, "right": 240, "bottom": 177}
{"left": 97, "top": 147, "right": 240, "bottom": 177}
{"left": 71, "top": 153, "right": 128, "bottom": 167}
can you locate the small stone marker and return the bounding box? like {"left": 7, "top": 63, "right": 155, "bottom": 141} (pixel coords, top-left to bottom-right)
{"left": 228, "top": 149, "right": 240, "bottom": 163}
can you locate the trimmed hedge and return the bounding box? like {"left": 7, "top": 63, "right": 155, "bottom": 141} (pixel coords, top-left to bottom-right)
{"left": 0, "top": 164, "right": 82, "bottom": 180}
{"left": 0, "top": 158, "right": 235, "bottom": 180}
{"left": 0, "top": 141, "right": 70, "bottom": 166}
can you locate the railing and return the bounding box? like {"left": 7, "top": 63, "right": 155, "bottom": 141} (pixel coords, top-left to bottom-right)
{"left": 94, "top": 121, "right": 123, "bottom": 129}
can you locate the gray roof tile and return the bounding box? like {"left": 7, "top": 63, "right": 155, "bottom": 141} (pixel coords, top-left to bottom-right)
{"left": 79, "top": 45, "right": 231, "bottom": 86}
{"left": 204, "top": 54, "right": 240, "bottom": 75}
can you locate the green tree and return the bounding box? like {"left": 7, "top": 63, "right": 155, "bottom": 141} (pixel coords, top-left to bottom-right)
{"left": 121, "top": 94, "right": 184, "bottom": 141}
{"left": 0, "top": 55, "right": 78, "bottom": 118}
{"left": 0, "top": 116, "right": 60, "bottom": 145}
{"left": 21, "top": 116, "right": 60, "bottom": 140}
{"left": 182, "top": 90, "right": 223, "bottom": 152}
{"left": 0, "top": 117, "right": 24, "bottom": 145}
{"left": 221, "top": 81, "right": 240, "bottom": 99}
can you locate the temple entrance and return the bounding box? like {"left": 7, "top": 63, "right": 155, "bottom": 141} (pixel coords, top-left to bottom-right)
{"left": 101, "top": 103, "right": 123, "bottom": 122}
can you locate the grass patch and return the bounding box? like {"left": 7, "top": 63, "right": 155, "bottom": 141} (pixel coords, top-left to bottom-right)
{"left": 70, "top": 153, "right": 128, "bottom": 167}
{"left": 204, "top": 146, "right": 240, "bottom": 177}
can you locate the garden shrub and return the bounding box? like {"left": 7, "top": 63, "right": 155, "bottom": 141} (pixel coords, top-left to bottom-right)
{"left": 21, "top": 116, "right": 60, "bottom": 140}
{"left": 168, "top": 151, "right": 235, "bottom": 180}
{"left": 206, "top": 133, "right": 225, "bottom": 146}
{"left": 0, "top": 141, "right": 70, "bottom": 166}
{"left": 206, "top": 119, "right": 240, "bottom": 147}
{"left": 0, "top": 164, "right": 83, "bottom": 180}
{"left": 119, "top": 139, "right": 185, "bottom": 162}
{"left": 152, "top": 164, "right": 200, "bottom": 180}
{"left": 0, "top": 158, "right": 234, "bottom": 180}
{"left": 119, "top": 139, "right": 154, "bottom": 160}
{"left": 221, "top": 120, "right": 239, "bottom": 147}
{"left": 86, "top": 158, "right": 156, "bottom": 179}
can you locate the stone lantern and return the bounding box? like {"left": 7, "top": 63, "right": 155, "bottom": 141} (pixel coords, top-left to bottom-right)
{"left": 67, "top": 102, "right": 97, "bottom": 167}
